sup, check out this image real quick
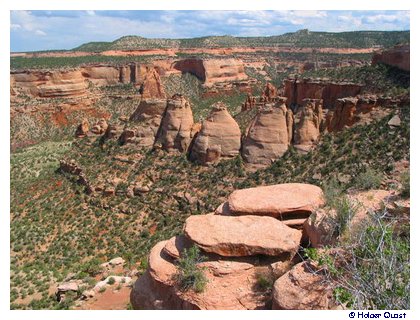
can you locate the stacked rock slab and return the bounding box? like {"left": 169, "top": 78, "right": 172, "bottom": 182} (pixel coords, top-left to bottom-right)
{"left": 130, "top": 183, "right": 329, "bottom": 310}
{"left": 224, "top": 183, "right": 325, "bottom": 228}
{"left": 184, "top": 214, "right": 302, "bottom": 257}
{"left": 293, "top": 98, "right": 323, "bottom": 152}
{"left": 119, "top": 98, "right": 168, "bottom": 147}
{"left": 241, "top": 97, "right": 293, "bottom": 167}
{"left": 154, "top": 94, "right": 195, "bottom": 152}
{"left": 189, "top": 103, "right": 241, "bottom": 164}
{"left": 130, "top": 218, "right": 300, "bottom": 309}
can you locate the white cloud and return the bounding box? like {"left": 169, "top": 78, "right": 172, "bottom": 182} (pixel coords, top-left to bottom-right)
{"left": 10, "top": 24, "right": 21, "bottom": 30}
{"left": 35, "top": 30, "right": 47, "bottom": 36}
{"left": 10, "top": 10, "right": 410, "bottom": 52}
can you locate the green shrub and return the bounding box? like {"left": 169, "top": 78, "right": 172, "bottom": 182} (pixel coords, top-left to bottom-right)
{"left": 174, "top": 245, "right": 208, "bottom": 293}
{"left": 400, "top": 170, "right": 410, "bottom": 197}
{"left": 353, "top": 168, "right": 383, "bottom": 190}
{"left": 256, "top": 272, "right": 274, "bottom": 291}
{"left": 107, "top": 277, "right": 116, "bottom": 285}
{"left": 333, "top": 196, "right": 358, "bottom": 237}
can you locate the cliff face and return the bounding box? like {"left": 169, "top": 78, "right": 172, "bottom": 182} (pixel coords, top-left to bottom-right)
{"left": 11, "top": 63, "right": 165, "bottom": 99}
{"left": 173, "top": 58, "right": 252, "bottom": 96}
{"left": 283, "top": 78, "right": 363, "bottom": 108}
{"left": 372, "top": 44, "right": 410, "bottom": 72}
{"left": 11, "top": 70, "right": 88, "bottom": 98}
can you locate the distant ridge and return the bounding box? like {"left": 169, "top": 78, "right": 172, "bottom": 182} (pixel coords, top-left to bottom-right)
{"left": 73, "top": 30, "right": 410, "bottom": 52}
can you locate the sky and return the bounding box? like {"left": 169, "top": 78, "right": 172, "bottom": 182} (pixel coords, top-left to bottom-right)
{"left": 10, "top": 10, "right": 410, "bottom": 52}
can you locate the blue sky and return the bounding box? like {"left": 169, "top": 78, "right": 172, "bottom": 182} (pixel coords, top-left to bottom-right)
{"left": 10, "top": 10, "right": 410, "bottom": 52}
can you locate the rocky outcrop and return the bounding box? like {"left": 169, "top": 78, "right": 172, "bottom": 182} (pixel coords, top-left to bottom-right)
{"left": 327, "top": 97, "right": 361, "bottom": 132}
{"left": 11, "top": 63, "right": 165, "bottom": 99}
{"left": 189, "top": 103, "right": 241, "bottom": 164}
{"left": 130, "top": 240, "right": 270, "bottom": 310}
{"left": 59, "top": 160, "right": 93, "bottom": 194}
{"left": 293, "top": 98, "right": 323, "bottom": 152}
{"left": 91, "top": 118, "right": 108, "bottom": 135}
{"left": 130, "top": 183, "right": 332, "bottom": 310}
{"left": 372, "top": 44, "right": 410, "bottom": 72}
{"left": 173, "top": 58, "right": 252, "bottom": 96}
{"left": 137, "top": 66, "right": 166, "bottom": 99}
{"left": 80, "top": 65, "right": 123, "bottom": 86}
{"left": 283, "top": 78, "right": 363, "bottom": 108}
{"left": 184, "top": 214, "right": 302, "bottom": 257}
{"left": 11, "top": 69, "right": 88, "bottom": 98}
{"left": 154, "top": 94, "right": 195, "bottom": 152}
{"left": 241, "top": 97, "right": 293, "bottom": 166}
{"left": 272, "top": 261, "right": 334, "bottom": 310}
{"left": 120, "top": 98, "right": 168, "bottom": 147}
{"left": 226, "top": 183, "right": 325, "bottom": 227}
{"left": 75, "top": 118, "right": 90, "bottom": 138}
{"left": 261, "top": 82, "right": 278, "bottom": 102}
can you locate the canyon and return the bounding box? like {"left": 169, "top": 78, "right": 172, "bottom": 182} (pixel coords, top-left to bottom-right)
{"left": 10, "top": 31, "right": 410, "bottom": 311}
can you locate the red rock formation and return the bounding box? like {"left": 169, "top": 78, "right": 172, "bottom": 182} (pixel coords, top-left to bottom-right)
{"left": 327, "top": 97, "right": 360, "bottom": 132}
{"left": 189, "top": 103, "right": 241, "bottom": 164}
{"left": 272, "top": 262, "right": 334, "bottom": 310}
{"left": 119, "top": 98, "right": 167, "bottom": 147}
{"left": 261, "top": 82, "right": 278, "bottom": 102}
{"left": 173, "top": 58, "right": 251, "bottom": 96}
{"left": 11, "top": 63, "right": 165, "bottom": 99}
{"left": 241, "top": 97, "right": 293, "bottom": 166}
{"left": 154, "top": 94, "right": 195, "bottom": 152}
{"left": 372, "top": 44, "right": 410, "bottom": 72}
{"left": 137, "top": 66, "right": 166, "bottom": 99}
{"left": 293, "top": 98, "right": 323, "bottom": 152}
{"left": 11, "top": 70, "right": 88, "bottom": 98}
{"left": 283, "top": 78, "right": 363, "bottom": 108}
{"left": 75, "top": 118, "right": 89, "bottom": 138}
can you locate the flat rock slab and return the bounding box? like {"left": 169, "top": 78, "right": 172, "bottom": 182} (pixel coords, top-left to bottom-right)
{"left": 163, "top": 235, "right": 194, "bottom": 259}
{"left": 184, "top": 214, "right": 302, "bottom": 257}
{"left": 228, "top": 183, "right": 325, "bottom": 218}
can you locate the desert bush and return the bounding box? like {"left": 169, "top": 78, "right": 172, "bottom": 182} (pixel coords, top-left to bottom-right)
{"left": 353, "top": 167, "right": 383, "bottom": 190}
{"left": 400, "top": 170, "right": 410, "bottom": 197}
{"left": 256, "top": 272, "right": 274, "bottom": 291}
{"left": 335, "top": 210, "right": 410, "bottom": 309}
{"left": 174, "top": 245, "right": 208, "bottom": 293}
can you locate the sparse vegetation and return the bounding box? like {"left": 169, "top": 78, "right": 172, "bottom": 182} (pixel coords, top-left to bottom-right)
{"left": 174, "top": 245, "right": 208, "bottom": 293}
{"left": 353, "top": 167, "right": 384, "bottom": 190}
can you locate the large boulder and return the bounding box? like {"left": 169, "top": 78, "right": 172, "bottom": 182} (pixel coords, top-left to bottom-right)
{"left": 272, "top": 261, "right": 334, "bottom": 310}
{"left": 184, "top": 214, "right": 302, "bottom": 257}
{"left": 189, "top": 103, "right": 241, "bottom": 164}
{"left": 293, "top": 98, "right": 323, "bottom": 152}
{"left": 227, "top": 183, "right": 325, "bottom": 223}
{"left": 241, "top": 97, "right": 293, "bottom": 166}
{"left": 154, "top": 94, "right": 195, "bottom": 152}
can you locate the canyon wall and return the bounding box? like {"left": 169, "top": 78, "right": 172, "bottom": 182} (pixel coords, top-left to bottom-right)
{"left": 372, "top": 44, "right": 410, "bottom": 72}
{"left": 283, "top": 78, "right": 363, "bottom": 108}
